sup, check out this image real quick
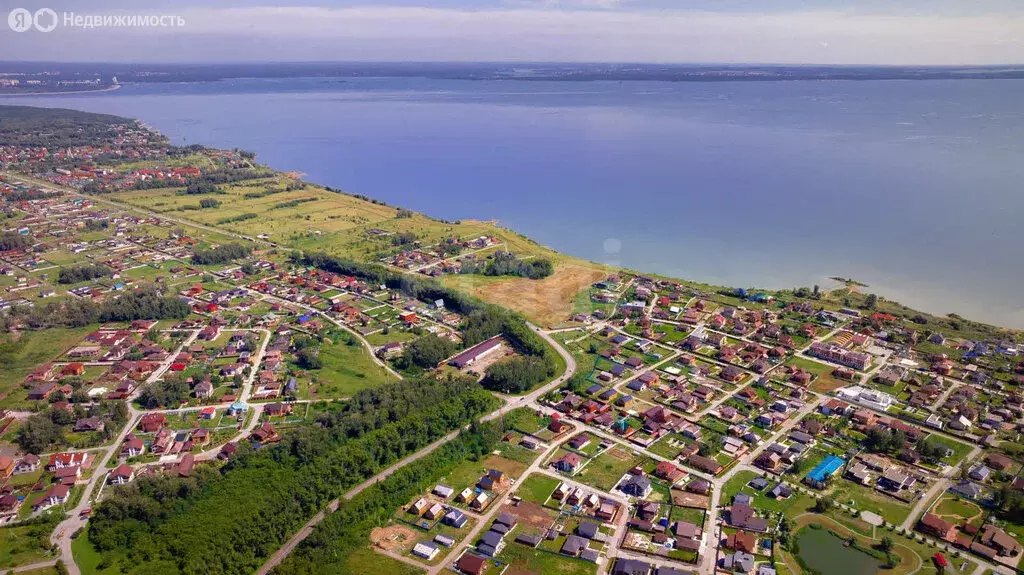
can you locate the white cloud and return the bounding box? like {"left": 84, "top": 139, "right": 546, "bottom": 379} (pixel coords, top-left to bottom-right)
{"left": 7, "top": 5, "right": 1024, "bottom": 64}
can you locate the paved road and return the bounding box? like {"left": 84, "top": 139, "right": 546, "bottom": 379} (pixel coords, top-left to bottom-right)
{"left": 899, "top": 444, "right": 983, "bottom": 532}
{"left": 3, "top": 559, "right": 58, "bottom": 574}
{"left": 1, "top": 172, "right": 281, "bottom": 250}
{"left": 256, "top": 322, "right": 577, "bottom": 574}
{"left": 253, "top": 289, "right": 402, "bottom": 380}
{"left": 425, "top": 428, "right": 579, "bottom": 575}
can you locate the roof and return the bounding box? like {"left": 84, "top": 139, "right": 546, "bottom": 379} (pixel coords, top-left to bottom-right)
{"left": 455, "top": 552, "right": 487, "bottom": 575}
{"left": 613, "top": 558, "right": 652, "bottom": 575}
{"left": 449, "top": 336, "right": 503, "bottom": 367}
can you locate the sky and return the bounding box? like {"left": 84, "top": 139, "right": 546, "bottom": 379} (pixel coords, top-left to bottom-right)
{"left": 0, "top": 0, "right": 1023, "bottom": 64}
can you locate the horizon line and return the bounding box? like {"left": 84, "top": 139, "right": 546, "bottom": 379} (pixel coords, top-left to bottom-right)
{"left": 3, "top": 60, "right": 1024, "bottom": 68}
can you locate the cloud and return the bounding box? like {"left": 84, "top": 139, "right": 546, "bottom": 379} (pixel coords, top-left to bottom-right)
{"left": 5, "top": 5, "right": 1024, "bottom": 64}
{"left": 501, "top": 0, "right": 633, "bottom": 9}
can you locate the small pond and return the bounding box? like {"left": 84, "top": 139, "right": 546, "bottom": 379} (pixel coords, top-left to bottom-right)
{"left": 795, "top": 526, "right": 882, "bottom": 575}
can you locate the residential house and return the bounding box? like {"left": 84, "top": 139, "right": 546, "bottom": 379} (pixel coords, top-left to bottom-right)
{"left": 109, "top": 464, "right": 134, "bottom": 485}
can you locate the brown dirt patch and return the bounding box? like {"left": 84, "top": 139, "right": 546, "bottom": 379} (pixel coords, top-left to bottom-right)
{"left": 483, "top": 454, "right": 528, "bottom": 479}
{"left": 370, "top": 524, "right": 417, "bottom": 553}
{"left": 670, "top": 490, "right": 710, "bottom": 509}
{"left": 606, "top": 447, "right": 633, "bottom": 461}
{"left": 809, "top": 376, "right": 850, "bottom": 393}
{"left": 447, "top": 264, "right": 607, "bottom": 328}
{"left": 502, "top": 500, "right": 556, "bottom": 531}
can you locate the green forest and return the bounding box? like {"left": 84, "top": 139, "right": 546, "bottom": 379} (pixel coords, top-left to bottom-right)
{"left": 85, "top": 377, "right": 497, "bottom": 574}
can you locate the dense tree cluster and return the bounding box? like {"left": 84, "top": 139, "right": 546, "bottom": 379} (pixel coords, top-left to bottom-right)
{"left": 86, "top": 378, "right": 497, "bottom": 574}
{"left": 0, "top": 105, "right": 132, "bottom": 147}
{"left": 2, "top": 287, "right": 189, "bottom": 331}
{"left": 184, "top": 182, "right": 223, "bottom": 195}
{"left": 17, "top": 400, "right": 128, "bottom": 453}
{"left": 83, "top": 218, "right": 110, "bottom": 231}
{"left": 300, "top": 252, "right": 559, "bottom": 391}
{"left": 459, "top": 251, "right": 554, "bottom": 279}
{"left": 914, "top": 437, "right": 949, "bottom": 464}
{"left": 199, "top": 198, "right": 221, "bottom": 209}
{"left": 993, "top": 485, "right": 1024, "bottom": 523}
{"left": 481, "top": 355, "right": 553, "bottom": 393}
{"left": 191, "top": 243, "right": 252, "bottom": 265}
{"left": 390, "top": 231, "right": 417, "bottom": 246}
{"left": 276, "top": 417, "right": 508, "bottom": 573}
{"left": 0, "top": 231, "right": 32, "bottom": 251}
{"left": 296, "top": 348, "right": 322, "bottom": 370}
{"left": 396, "top": 333, "right": 458, "bottom": 370}
{"left": 57, "top": 263, "right": 111, "bottom": 284}
{"left": 864, "top": 427, "right": 907, "bottom": 453}
{"left": 137, "top": 373, "right": 191, "bottom": 409}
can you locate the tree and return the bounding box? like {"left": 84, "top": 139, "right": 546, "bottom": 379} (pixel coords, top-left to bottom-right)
{"left": 16, "top": 413, "right": 64, "bottom": 453}
{"left": 401, "top": 334, "right": 458, "bottom": 370}
{"left": 481, "top": 356, "right": 552, "bottom": 393}
{"left": 58, "top": 263, "right": 111, "bottom": 284}
{"left": 812, "top": 284, "right": 820, "bottom": 298}
{"left": 699, "top": 433, "right": 723, "bottom": 457}
{"left": 865, "top": 293, "right": 878, "bottom": 310}
{"left": 0, "top": 232, "right": 32, "bottom": 251}
{"left": 879, "top": 536, "right": 894, "bottom": 553}
{"left": 191, "top": 243, "right": 252, "bottom": 265}
{"left": 813, "top": 497, "right": 833, "bottom": 513}
{"left": 297, "top": 348, "right": 323, "bottom": 370}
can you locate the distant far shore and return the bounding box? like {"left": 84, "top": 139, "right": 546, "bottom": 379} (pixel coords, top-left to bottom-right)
{"left": 0, "top": 84, "right": 121, "bottom": 97}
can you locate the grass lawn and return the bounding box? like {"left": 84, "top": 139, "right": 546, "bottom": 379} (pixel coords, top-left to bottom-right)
{"left": 722, "top": 470, "right": 816, "bottom": 517}
{"left": 497, "top": 442, "right": 541, "bottom": 466}
{"left": 922, "top": 434, "right": 973, "bottom": 466}
{"left": 670, "top": 506, "right": 706, "bottom": 526}
{"left": 346, "top": 547, "right": 424, "bottom": 574}
{"left": 516, "top": 474, "right": 559, "bottom": 505}
{"left": 309, "top": 337, "right": 389, "bottom": 399}
{"left": 505, "top": 409, "right": 548, "bottom": 435}
{"left": 575, "top": 447, "right": 644, "bottom": 492}
{"left": 72, "top": 530, "right": 117, "bottom": 575}
{"left": 0, "top": 518, "right": 59, "bottom": 570}
{"left": 647, "top": 433, "right": 690, "bottom": 460}
{"left": 496, "top": 536, "right": 597, "bottom": 575}
{"left": 785, "top": 356, "right": 849, "bottom": 392}
{"left": 932, "top": 495, "right": 983, "bottom": 525}
{"left": 0, "top": 325, "right": 95, "bottom": 408}
{"left": 830, "top": 480, "right": 912, "bottom": 526}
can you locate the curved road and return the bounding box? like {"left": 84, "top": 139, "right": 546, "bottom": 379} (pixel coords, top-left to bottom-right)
{"left": 256, "top": 323, "right": 576, "bottom": 575}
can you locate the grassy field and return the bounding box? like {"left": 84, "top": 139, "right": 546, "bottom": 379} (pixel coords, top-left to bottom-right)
{"left": 932, "top": 494, "right": 984, "bottom": 525}
{"left": 922, "top": 433, "right": 974, "bottom": 466}
{"left": 345, "top": 547, "right": 425, "bottom": 574}
{"left": 496, "top": 536, "right": 597, "bottom": 575}
{"left": 830, "top": 480, "right": 912, "bottom": 526}
{"left": 441, "top": 263, "right": 607, "bottom": 328}
{"left": 106, "top": 176, "right": 608, "bottom": 328}
{"left": 575, "top": 446, "right": 644, "bottom": 492}
{"left": 785, "top": 356, "right": 849, "bottom": 392}
{"left": 0, "top": 519, "right": 58, "bottom": 570}
{"left": 308, "top": 337, "right": 390, "bottom": 399}
{"left": 516, "top": 473, "right": 560, "bottom": 505}
{"left": 721, "top": 470, "right": 816, "bottom": 516}
{"left": 0, "top": 325, "right": 95, "bottom": 407}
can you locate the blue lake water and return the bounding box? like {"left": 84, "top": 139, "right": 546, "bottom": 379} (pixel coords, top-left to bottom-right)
{"left": 5, "top": 77, "right": 1024, "bottom": 327}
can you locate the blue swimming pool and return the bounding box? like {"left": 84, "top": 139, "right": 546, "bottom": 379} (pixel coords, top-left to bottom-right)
{"left": 806, "top": 455, "right": 844, "bottom": 482}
